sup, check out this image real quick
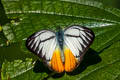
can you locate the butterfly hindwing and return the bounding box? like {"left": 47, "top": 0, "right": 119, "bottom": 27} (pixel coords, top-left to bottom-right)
{"left": 63, "top": 25, "right": 95, "bottom": 71}
{"left": 49, "top": 47, "right": 64, "bottom": 73}
{"left": 64, "top": 46, "right": 78, "bottom": 72}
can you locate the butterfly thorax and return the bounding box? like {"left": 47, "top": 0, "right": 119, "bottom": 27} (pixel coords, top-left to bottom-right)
{"left": 56, "top": 30, "right": 64, "bottom": 49}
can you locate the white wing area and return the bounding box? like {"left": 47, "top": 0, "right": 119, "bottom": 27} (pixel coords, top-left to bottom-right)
{"left": 64, "top": 26, "right": 94, "bottom": 57}
{"left": 26, "top": 30, "right": 57, "bottom": 60}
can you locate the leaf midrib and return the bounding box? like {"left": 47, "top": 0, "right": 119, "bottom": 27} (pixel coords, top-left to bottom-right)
{"left": 60, "top": 0, "right": 120, "bottom": 18}
{"left": 5, "top": 10, "right": 120, "bottom": 25}
{"left": 10, "top": 63, "right": 34, "bottom": 79}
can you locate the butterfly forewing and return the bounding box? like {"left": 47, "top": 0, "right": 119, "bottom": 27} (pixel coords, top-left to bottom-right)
{"left": 26, "top": 30, "right": 57, "bottom": 60}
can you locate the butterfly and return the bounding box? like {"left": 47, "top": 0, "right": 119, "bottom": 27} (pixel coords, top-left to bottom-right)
{"left": 26, "top": 25, "right": 95, "bottom": 73}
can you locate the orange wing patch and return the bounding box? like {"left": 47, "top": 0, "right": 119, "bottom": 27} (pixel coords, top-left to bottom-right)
{"left": 50, "top": 47, "right": 78, "bottom": 73}
{"left": 50, "top": 48, "right": 64, "bottom": 73}
{"left": 64, "top": 47, "right": 77, "bottom": 72}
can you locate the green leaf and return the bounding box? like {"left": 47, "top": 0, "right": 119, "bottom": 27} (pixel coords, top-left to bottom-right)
{"left": 92, "top": 25, "right": 120, "bottom": 52}
{"left": 0, "top": 42, "right": 37, "bottom": 68}
{"left": 1, "top": 0, "right": 120, "bottom": 43}
{"left": 1, "top": 58, "right": 48, "bottom": 80}
{"left": 0, "top": 0, "right": 120, "bottom": 80}
{"left": 0, "top": 30, "right": 7, "bottom": 46}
